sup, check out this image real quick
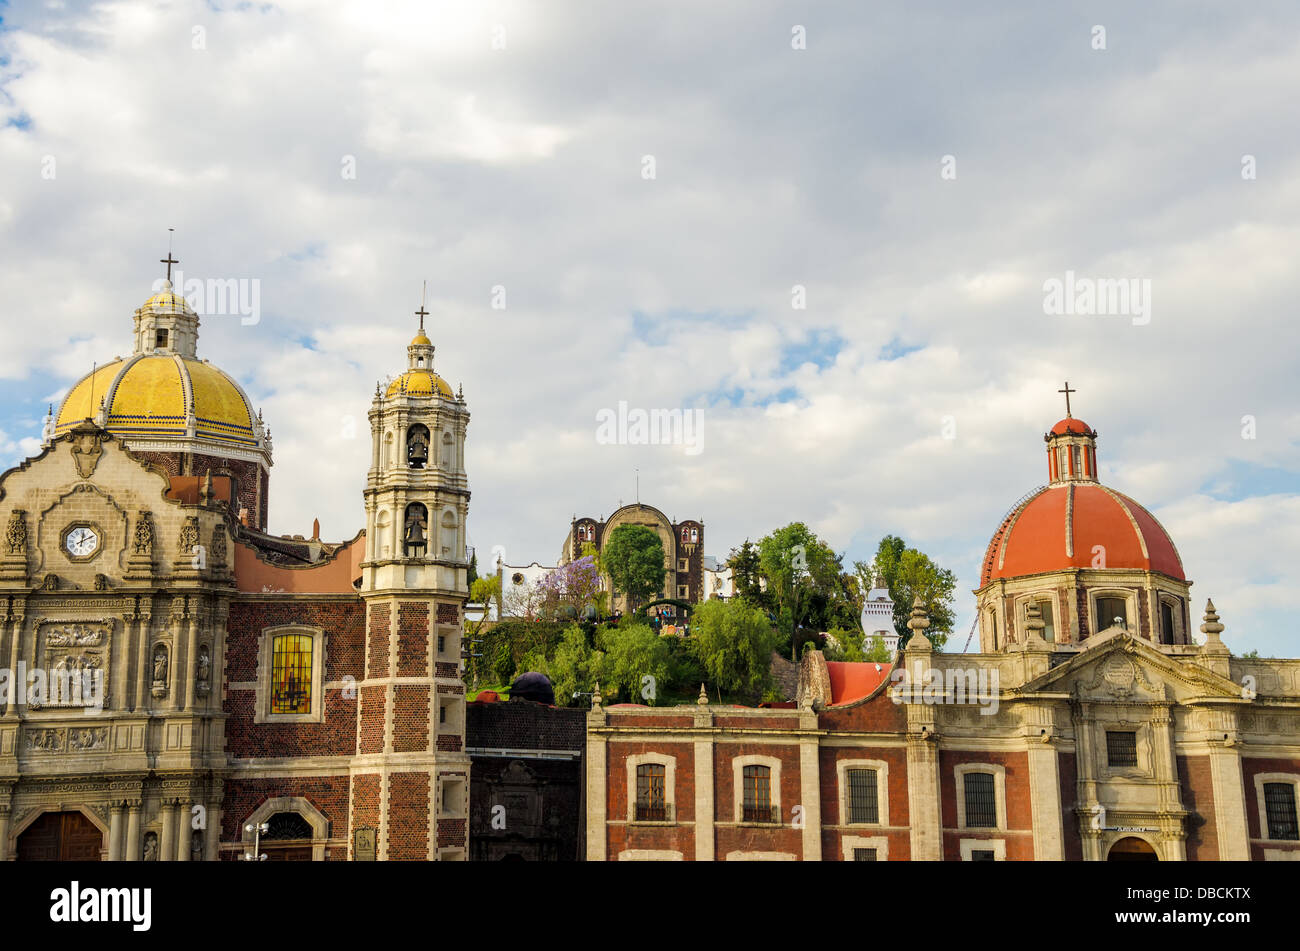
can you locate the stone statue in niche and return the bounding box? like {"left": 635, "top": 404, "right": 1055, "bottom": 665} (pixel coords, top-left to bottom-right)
{"left": 404, "top": 504, "right": 428, "bottom": 557}
{"left": 196, "top": 644, "right": 211, "bottom": 695}
{"left": 407, "top": 425, "right": 429, "bottom": 469}
{"left": 143, "top": 832, "right": 158, "bottom": 862}
{"left": 132, "top": 511, "right": 154, "bottom": 556}
{"left": 191, "top": 830, "right": 203, "bottom": 861}
{"left": 4, "top": 509, "right": 26, "bottom": 555}
{"left": 93, "top": 573, "right": 109, "bottom": 591}
{"left": 41, "top": 573, "right": 59, "bottom": 591}
{"left": 152, "top": 646, "right": 169, "bottom": 698}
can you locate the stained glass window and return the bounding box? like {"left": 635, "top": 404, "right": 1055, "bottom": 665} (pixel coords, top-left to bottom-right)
{"left": 271, "top": 633, "right": 312, "bottom": 714}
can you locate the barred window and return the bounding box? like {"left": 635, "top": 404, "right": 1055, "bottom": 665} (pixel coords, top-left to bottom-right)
{"left": 963, "top": 772, "right": 997, "bottom": 828}
{"left": 970, "top": 849, "right": 996, "bottom": 862}
{"left": 742, "top": 765, "right": 774, "bottom": 823}
{"left": 846, "top": 768, "right": 879, "bottom": 824}
{"left": 636, "top": 764, "right": 666, "bottom": 821}
{"left": 1107, "top": 731, "right": 1138, "bottom": 768}
{"left": 270, "top": 633, "right": 313, "bottom": 714}
{"left": 852, "top": 848, "right": 877, "bottom": 861}
{"left": 1264, "top": 783, "right": 1299, "bottom": 841}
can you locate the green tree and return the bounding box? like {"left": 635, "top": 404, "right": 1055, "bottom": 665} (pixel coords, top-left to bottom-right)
{"left": 602, "top": 524, "right": 666, "bottom": 611}
{"left": 690, "top": 598, "right": 781, "bottom": 703}
{"left": 466, "top": 575, "right": 501, "bottom": 686}
{"left": 467, "top": 550, "right": 478, "bottom": 587}
{"left": 757, "top": 522, "right": 845, "bottom": 660}
{"left": 601, "top": 623, "right": 673, "bottom": 705}
{"left": 540, "top": 624, "right": 606, "bottom": 707}
{"left": 726, "top": 539, "right": 769, "bottom": 608}
{"left": 857, "top": 534, "right": 956, "bottom": 651}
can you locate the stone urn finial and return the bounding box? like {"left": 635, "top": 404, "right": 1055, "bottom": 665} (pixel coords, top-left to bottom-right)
{"left": 1199, "top": 598, "right": 1229, "bottom": 653}
{"left": 697, "top": 682, "right": 709, "bottom": 705}
{"left": 591, "top": 681, "right": 603, "bottom": 708}
{"left": 905, "top": 596, "right": 932, "bottom": 651}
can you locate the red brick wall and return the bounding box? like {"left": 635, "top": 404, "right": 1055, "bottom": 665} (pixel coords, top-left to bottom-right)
{"left": 224, "top": 599, "right": 364, "bottom": 758}
{"left": 351, "top": 773, "right": 381, "bottom": 846}
{"left": 393, "top": 685, "right": 430, "bottom": 753}
{"left": 1059, "top": 752, "right": 1082, "bottom": 860}
{"left": 608, "top": 823, "right": 696, "bottom": 860}
{"left": 368, "top": 603, "right": 391, "bottom": 677}
{"left": 191, "top": 453, "right": 266, "bottom": 530}
{"left": 1178, "top": 754, "right": 1218, "bottom": 861}
{"left": 437, "top": 817, "right": 467, "bottom": 850}
{"left": 220, "top": 775, "right": 348, "bottom": 843}
{"left": 819, "top": 693, "right": 908, "bottom": 732}
{"left": 817, "top": 746, "right": 910, "bottom": 860}
{"left": 606, "top": 714, "right": 693, "bottom": 729}
{"left": 436, "top": 602, "right": 459, "bottom": 624}
{"left": 1243, "top": 756, "right": 1300, "bottom": 860}
{"left": 713, "top": 741, "right": 804, "bottom": 859}
{"left": 387, "top": 772, "right": 430, "bottom": 860}
{"left": 939, "top": 749, "right": 1034, "bottom": 860}
{"left": 358, "top": 685, "right": 386, "bottom": 754}
{"left": 396, "top": 602, "right": 429, "bottom": 677}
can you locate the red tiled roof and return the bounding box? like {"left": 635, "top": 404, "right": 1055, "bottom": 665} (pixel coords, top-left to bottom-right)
{"left": 826, "top": 661, "right": 893, "bottom": 706}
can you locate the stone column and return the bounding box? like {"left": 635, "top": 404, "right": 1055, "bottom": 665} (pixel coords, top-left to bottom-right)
{"left": 183, "top": 615, "right": 200, "bottom": 712}
{"left": 1026, "top": 743, "right": 1065, "bottom": 860}
{"left": 135, "top": 615, "right": 152, "bottom": 712}
{"left": 1209, "top": 737, "right": 1251, "bottom": 861}
{"left": 176, "top": 796, "right": 192, "bottom": 862}
{"left": 159, "top": 799, "right": 177, "bottom": 861}
{"left": 5, "top": 614, "right": 22, "bottom": 715}
{"left": 797, "top": 732, "right": 823, "bottom": 861}
{"left": 586, "top": 693, "right": 608, "bottom": 861}
{"left": 204, "top": 785, "right": 222, "bottom": 862}
{"left": 125, "top": 801, "right": 142, "bottom": 860}
{"left": 168, "top": 608, "right": 185, "bottom": 710}
{"left": 693, "top": 699, "right": 714, "bottom": 861}
{"left": 116, "top": 616, "right": 135, "bottom": 712}
{"left": 0, "top": 806, "right": 10, "bottom": 862}
{"left": 902, "top": 603, "right": 942, "bottom": 861}
{"left": 108, "top": 801, "right": 125, "bottom": 861}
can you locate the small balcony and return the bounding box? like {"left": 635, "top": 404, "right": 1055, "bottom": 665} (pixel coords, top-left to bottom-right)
{"left": 634, "top": 802, "right": 673, "bottom": 823}
{"left": 741, "top": 804, "right": 779, "bottom": 824}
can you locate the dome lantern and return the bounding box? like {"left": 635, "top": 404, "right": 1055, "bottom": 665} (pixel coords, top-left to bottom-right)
{"left": 1044, "top": 382, "right": 1098, "bottom": 484}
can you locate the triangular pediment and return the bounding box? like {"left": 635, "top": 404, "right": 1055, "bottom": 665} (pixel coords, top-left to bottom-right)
{"left": 1015, "top": 632, "right": 1241, "bottom": 703}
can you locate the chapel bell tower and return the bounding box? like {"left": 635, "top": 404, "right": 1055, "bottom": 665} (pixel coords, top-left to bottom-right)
{"left": 351, "top": 299, "right": 472, "bottom": 860}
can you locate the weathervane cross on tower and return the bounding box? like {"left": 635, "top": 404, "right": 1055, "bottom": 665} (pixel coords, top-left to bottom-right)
{"left": 1058, "top": 381, "right": 1076, "bottom": 418}
{"left": 415, "top": 280, "right": 429, "bottom": 332}
{"left": 160, "top": 228, "right": 179, "bottom": 282}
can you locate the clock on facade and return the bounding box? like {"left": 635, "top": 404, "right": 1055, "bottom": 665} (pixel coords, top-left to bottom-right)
{"left": 64, "top": 526, "right": 100, "bottom": 559}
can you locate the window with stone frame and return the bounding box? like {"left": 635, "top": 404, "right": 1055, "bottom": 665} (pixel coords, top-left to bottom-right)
{"left": 636, "top": 763, "right": 667, "bottom": 821}
{"left": 742, "top": 765, "right": 775, "bottom": 823}
{"left": 1097, "top": 596, "right": 1128, "bottom": 631}
{"left": 1106, "top": 730, "right": 1138, "bottom": 768}
{"left": 970, "top": 849, "right": 997, "bottom": 861}
{"left": 963, "top": 772, "right": 997, "bottom": 828}
{"left": 270, "top": 633, "right": 313, "bottom": 714}
{"left": 852, "top": 848, "right": 877, "bottom": 861}
{"left": 1160, "top": 599, "right": 1178, "bottom": 644}
{"left": 1264, "top": 783, "right": 1299, "bottom": 841}
{"left": 846, "top": 768, "right": 880, "bottom": 824}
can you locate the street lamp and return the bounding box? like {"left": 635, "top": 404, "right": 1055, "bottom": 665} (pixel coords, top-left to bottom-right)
{"left": 243, "top": 821, "right": 269, "bottom": 861}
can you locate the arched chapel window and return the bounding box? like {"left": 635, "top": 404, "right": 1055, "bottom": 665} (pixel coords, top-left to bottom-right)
{"left": 270, "top": 633, "right": 313, "bottom": 714}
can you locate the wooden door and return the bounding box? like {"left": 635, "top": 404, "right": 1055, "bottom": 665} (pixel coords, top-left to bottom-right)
{"left": 16, "top": 811, "right": 103, "bottom": 861}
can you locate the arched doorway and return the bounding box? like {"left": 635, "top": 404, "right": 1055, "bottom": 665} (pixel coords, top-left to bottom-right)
{"left": 261, "top": 812, "right": 314, "bottom": 861}
{"left": 16, "top": 810, "right": 103, "bottom": 861}
{"left": 1107, "top": 836, "right": 1159, "bottom": 862}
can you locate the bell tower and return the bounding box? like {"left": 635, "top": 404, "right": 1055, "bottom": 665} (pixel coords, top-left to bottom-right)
{"left": 350, "top": 299, "right": 472, "bottom": 860}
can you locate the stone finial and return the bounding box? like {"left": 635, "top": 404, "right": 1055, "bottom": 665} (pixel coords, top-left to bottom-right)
{"left": 697, "top": 683, "right": 709, "bottom": 705}
{"left": 1199, "top": 598, "right": 1229, "bottom": 653}
{"left": 200, "top": 470, "right": 214, "bottom": 505}
{"left": 905, "top": 596, "right": 932, "bottom": 651}
{"left": 1024, "top": 601, "right": 1048, "bottom": 643}
{"left": 591, "top": 681, "right": 603, "bottom": 707}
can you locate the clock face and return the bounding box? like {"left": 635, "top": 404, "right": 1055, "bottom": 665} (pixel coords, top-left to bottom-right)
{"left": 65, "top": 526, "right": 99, "bottom": 558}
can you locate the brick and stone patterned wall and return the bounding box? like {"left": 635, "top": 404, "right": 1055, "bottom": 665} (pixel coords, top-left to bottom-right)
{"left": 437, "top": 817, "right": 467, "bottom": 850}
{"left": 396, "top": 601, "right": 429, "bottom": 677}
{"left": 367, "top": 603, "right": 391, "bottom": 677}
{"left": 817, "top": 746, "right": 910, "bottom": 861}
{"left": 386, "top": 772, "right": 430, "bottom": 859}
{"left": 357, "top": 685, "right": 387, "bottom": 754}
{"left": 351, "top": 773, "right": 381, "bottom": 848}
{"left": 819, "top": 693, "right": 909, "bottom": 732}
{"left": 224, "top": 599, "right": 365, "bottom": 758}
{"left": 392, "top": 685, "right": 431, "bottom": 752}
{"left": 938, "top": 749, "right": 1034, "bottom": 860}
{"left": 220, "top": 775, "right": 349, "bottom": 859}
{"left": 713, "top": 741, "right": 804, "bottom": 859}
{"left": 1178, "top": 755, "right": 1218, "bottom": 860}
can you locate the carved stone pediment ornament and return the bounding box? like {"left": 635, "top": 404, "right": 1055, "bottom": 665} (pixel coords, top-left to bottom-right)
{"left": 179, "top": 516, "right": 200, "bottom": 557}
{"left": 1083, "top": 653, "right": 1159, "bottom": 700}
{"left": 132, "top": 511, "right": 155, "bottom": 556}
{"left": 70, "top": 426, "right": 104, "bottom": 480}
{"left": 4, "top": 510, "right": 26, "bottom": 555}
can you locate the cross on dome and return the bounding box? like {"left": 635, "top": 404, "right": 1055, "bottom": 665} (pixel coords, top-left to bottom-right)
{"left": 1058, "top": 381, "right": 1076, "bottom": 418}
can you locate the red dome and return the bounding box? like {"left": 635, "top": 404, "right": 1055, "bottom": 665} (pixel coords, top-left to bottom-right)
{"left": 981, "top": 484, "right": 1184, "bottom": 586}
{"left": 1050, "top": 417, "right": 1095, "bottom": 435}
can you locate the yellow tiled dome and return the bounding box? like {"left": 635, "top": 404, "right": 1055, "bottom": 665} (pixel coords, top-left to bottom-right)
{"left": 386, "top": 369, "right": 453, "bottom": 398}
{"left": 140, "top": 286, "right": 199, "bottom": 316}
{"left": 56, "top": 354, "right": 257, "bottom": 448}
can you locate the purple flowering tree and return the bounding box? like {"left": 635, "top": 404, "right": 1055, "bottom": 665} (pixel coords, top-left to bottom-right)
{"left": 537, "top": 555, "right": 602, "bottom": 619}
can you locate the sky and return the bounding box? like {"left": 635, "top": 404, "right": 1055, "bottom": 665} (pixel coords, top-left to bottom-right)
{"left": 1, "top": 0, "right": 1297, "bottom": 655}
